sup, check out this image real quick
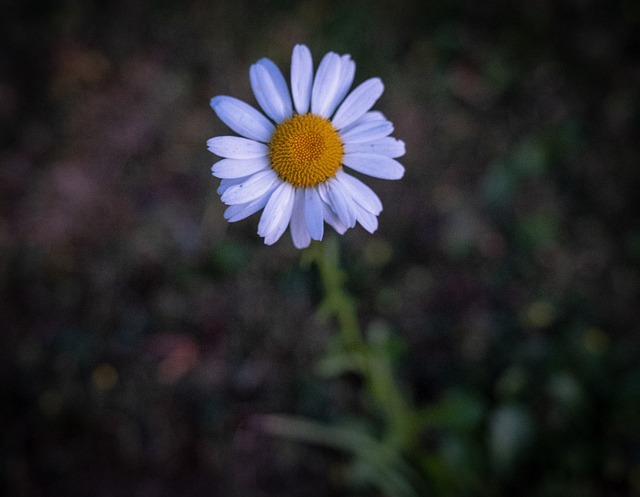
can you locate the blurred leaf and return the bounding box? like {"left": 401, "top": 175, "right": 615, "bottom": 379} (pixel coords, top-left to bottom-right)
{"left": 495, "top": 366, "right": 529, "bottom": 400}
{"left": 483, "top": 54, "right": 517, "bottom": 94}
{"left": 417, "top": 389, "right": 486, "bottom": 433}
{"left": 256, "top": 414, "right": 426, "bottom": 497}
{"left": 547, "top": 372, "right": 585, "bottom": 413}
{"left": 318, "top": 323, "right": 418, "bottom": 451}
{"left": 367, "top": 322, "right": 418, "bottom": 450}
{"left": 432, "top": 22, "right": 464, "bottom": 63}
{"left": 482, "top": 159, "right": 519, "bottom": 208}
{"left": 206, "top": 240, "right": 251, "bottom": 277}
{"left": 420, "top": 434, "right": 483, "bottom": 496}
{"left": 542, "top": 119, "right": 584, "bottom": 163}
{"left": 627, "top": 229, "right": 640, "bottom": 262}
{"left": 316, "top": 349, "right": 367, "bottom": 377}
{"left": 515, "top": 212, "right": 560, "bottom": 250}
{"left": 511, "top": 136, "right": 549, "bottom": 178}
{"left": 483, "top": 132, "right": 553, "bottom": 208}
{"left": 488, "top": 404, "right": 535, "bottom": 474}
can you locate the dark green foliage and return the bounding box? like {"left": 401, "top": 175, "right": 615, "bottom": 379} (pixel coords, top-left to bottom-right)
{"left": 1, "top": 1, "right": 639, "bottom": 496}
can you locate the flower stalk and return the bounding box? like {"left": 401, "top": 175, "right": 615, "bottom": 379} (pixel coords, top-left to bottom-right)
{"left": 306, "top": 235, "right": 363, "bottom": 350}
{"left": 304, "top": 236, "right": 417, "bottom": 452}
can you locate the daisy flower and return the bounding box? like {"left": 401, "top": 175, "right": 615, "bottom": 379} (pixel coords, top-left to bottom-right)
{"left": 207, "top": 44, "right": 405, "bottom": 249}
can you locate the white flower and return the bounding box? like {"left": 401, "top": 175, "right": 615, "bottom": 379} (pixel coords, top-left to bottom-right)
{"left": 208, "top": 44, "right": 405, "bottom": 249}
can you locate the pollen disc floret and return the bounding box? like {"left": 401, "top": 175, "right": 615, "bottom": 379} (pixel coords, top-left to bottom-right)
{"left": 269, "top": 114, "right": 343, "bottom": 188}
{"left": 207, "top": 44, "right": 406, "bottom": 249}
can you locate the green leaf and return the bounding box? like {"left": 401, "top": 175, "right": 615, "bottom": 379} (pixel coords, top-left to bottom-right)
{"left": 417, "top": 389, "right": 486, "bottom": 433}
{"left": 256, "top": 414, "right": 426, "bottom": 497}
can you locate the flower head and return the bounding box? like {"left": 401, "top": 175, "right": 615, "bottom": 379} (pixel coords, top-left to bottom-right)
{"left": 208, "top": 44, "right": 405, "bottom": 248}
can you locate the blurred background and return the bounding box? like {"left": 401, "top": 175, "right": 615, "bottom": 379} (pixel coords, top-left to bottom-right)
{"left": 1, "top": 0, "right": 639, "bottom": 496}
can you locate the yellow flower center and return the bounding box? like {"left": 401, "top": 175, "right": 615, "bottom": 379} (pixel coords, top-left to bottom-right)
{"left": 268, "top": 113, "right": 344, "bottom": 188}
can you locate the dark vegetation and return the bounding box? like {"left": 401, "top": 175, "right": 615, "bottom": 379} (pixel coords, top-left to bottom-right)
{"left": 1, "top": 1, "right": 639, "bottom": 496}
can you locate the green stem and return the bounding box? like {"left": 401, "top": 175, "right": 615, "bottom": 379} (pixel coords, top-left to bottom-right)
{"left": 304, "top": 236, "right": 416, "bottom": 451}
{"left": 307, "top": 235, "right": 363, "bottom": 350}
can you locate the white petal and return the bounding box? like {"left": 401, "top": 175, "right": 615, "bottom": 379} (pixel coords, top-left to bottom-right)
{"left": 353, "top": 203, "right": 378, "bottom": 233}
{"left": 291, "top": 44, "right": 313, "bottom": 115}
{"left": 339, "top": 110, "right": 386, "bottom": 135}
{"left": 250, "top": 59, "right": 293, "bottom": 123}
{"left": 210, "top": 96, "right": 275, "bottom": 142}
{"left": 311, "top": 52, "right": 343, "bottom": 118}
{"left": 335, "top": 170, "right": 383, "bottom": 215}
{"left": 343, "top": 153, "right": 405, "bottom": 180}
{"left": 221, "top": 169, "right": 280, "bottom": 205}
{"left": 224, "top": 195, "right": 270, "bottom": 222}
{"left": 290, "top": 189, "right": 311, "bottom": 249}
{"left": 258, "top": 182, "right": 295, "bottom": 245}
{"left": 332, "top": 78, "right": 384, "bottom": 130}
{"left": 344, "top": 137, "right": 405, "bottom": 158}
{"left": 324, "top": 55, "right": 355, "bottom": 118}
{"left": 339, "top": 120, "right": 394, "bottom": 144}
{"left": 319, "top": 180, "right": 356, "bottom": 229}
{"left": 212, "top": 157, "right": 270, "bottom": 179}
{"left": 304, "top": 187, "right": 324, "bottom": 241}
{"left": 217, "top": 177, "right": 247, "bottom": 195}
{"left": 322, "top": 200, "right": 348, "bottom": 235}
{"left": 207, "top": 136, "right": 269, "bottom": 159}
{"left": 347, "top": 110, "right": 385, "bottom": 124}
